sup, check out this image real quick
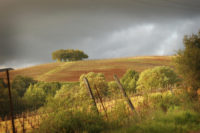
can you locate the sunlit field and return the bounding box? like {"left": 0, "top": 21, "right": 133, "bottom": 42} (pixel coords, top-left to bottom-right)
{"left": 0, "top": 56, "right": 172, "bottom": 82}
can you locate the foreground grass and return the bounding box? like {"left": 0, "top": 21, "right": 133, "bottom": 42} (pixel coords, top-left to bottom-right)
{"left": 34, "top": 107, "right": 200, "bottom": 133}
{"left": 111, "top": 110, "right": 200, "bottom": 133}
{"left": 34, "top": 88, "right": 200, "bottom": 133}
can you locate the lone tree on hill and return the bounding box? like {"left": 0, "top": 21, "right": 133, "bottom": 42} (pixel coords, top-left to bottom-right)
{"left": 173, "top": 31, "right": 200, "bottom": 94}
{"left": 52, "top": 49, "right": 88, "bottom": 62}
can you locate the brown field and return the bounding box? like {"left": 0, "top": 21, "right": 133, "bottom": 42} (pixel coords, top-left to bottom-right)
{"left": 0, "top": 56, "right": 173, "bottom": 82}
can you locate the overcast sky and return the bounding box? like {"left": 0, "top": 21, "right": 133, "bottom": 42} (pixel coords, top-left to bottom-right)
{"left": 1, "top": 0, "right": 200, "bottom": 68}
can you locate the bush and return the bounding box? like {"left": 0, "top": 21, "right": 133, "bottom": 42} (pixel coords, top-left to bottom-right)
{"left": 148, "top": 91, "right": 180, "bottom": 112}
{"left": 121, "top": 69, "right": 139, "bottom": 93}
{"left": 137, "top": 66, "right": 179, "bottom": 92}
{"left": 12, "top": 75, "right": 36, "bottom": 97}
{"left": 108, "top": 81, "right": 119, "bottom": 96}
{"left": 23, "top": 82, "right": 62, "bottom": 109}
{"left": 35, "top": 82, "right": 61, "bottom": 97}
{"left": 45, "top": 83, "right": 80, "bottom": 111}
{"left": 79, "top": 72, "right": 108, "bottom": 99}
{"left": 23, "top": 84, "right": 46, "bottom": 109}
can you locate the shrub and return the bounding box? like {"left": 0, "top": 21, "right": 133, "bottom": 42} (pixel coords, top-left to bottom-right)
{"left": 79, "top": 72, "right": 108, "bottom": 99}
{"left": 46, "top": 83, "right": 80, "bottom": 110}
{"left": 34, "top": 82, "right": 61, "bottom": 97}
{"left": 12, "top": 75, "right": 36, "bottom": 97}
{"left": 23, "top": 82, "right": 62, "bottom": 108}
{"left": 137, "top": 66, "right": 179, "bottom": 92}
{"left": 108, "top": 81, "right": 119, "bottom": 96}
{"left": 148, "top": 91, "right": 180, "bottom": 112}
{"left": 121, "top": 69, "right": 139, "bottom": 93}
{"left": 23, "top": 84, "right": 46, "bottom": 109}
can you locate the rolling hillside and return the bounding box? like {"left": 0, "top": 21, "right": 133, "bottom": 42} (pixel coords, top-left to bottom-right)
{"left": 0, "top": 56, "right": 173, "bottom": 82}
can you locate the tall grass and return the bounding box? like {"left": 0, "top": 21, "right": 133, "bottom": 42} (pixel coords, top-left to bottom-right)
{"left": 34, "top": 110, "right": 107, "bottom": 133}
{"left": 33, "top": 87, "right": 200, "bottom": 133}
{"left": 115, "top": 110, "right": 200, "bottom": 133}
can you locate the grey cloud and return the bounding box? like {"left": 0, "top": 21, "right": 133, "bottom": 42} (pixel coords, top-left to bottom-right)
{"left": 0, "top": 0, "right": 200, "bottom": 68}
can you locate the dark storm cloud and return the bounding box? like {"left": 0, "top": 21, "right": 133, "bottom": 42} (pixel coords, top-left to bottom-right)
{"left": 0, "top": 19, "right": 17, "bottom": 64}
{"left": 0, "top": 0, "right": 200, "bottom": 68}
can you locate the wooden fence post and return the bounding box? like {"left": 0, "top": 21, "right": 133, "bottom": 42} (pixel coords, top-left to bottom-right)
{"left": 94, "top": 85, "right": 108, "bottom": 120}
{"left": 6, "top": 69, "right": 16, "bottom": 133}
{"left": 83, "top": 77, "right": 99, "bottom": 114}
{"left": 113, "top": 74, "right": 138, "bottom": 116}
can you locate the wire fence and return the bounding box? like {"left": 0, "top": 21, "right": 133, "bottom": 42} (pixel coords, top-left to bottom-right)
{"left": 0, "top": 71, "right": 174, "bottom": 133}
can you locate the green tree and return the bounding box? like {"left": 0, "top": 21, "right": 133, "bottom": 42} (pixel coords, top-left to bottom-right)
{"left": 52, "top": 49, "right": 88, "bottom": 62}
{"left": 23, "top": 82, "right": 61, "bottom": 109}
{"left": 173, "top": 31, "right": 200, "bottom": 92}
{"left": 79, "top": 72, "right": 108, "bottom": 99}
{"left": 23, "top": 84, "right": 46, "bottom": 109}
{"left": 73, "top": 49, "right": 88, "bottom": 61}
{"left": 52, "top": 49, "right": 66, "bottom": 62}
{"left": 121, "top": 69, "right": 139, "bottom": 93}
{"left": 108, "top": 81, "right": 118, "bottom": 95}
{"left": 137, "top": 66, "right": 179, "bottom": 92}
{"left": 35, "top": 82, "right": 61, "bottom": 97}
{"left": 12, "top": 75, "right": 36, "bottom": 97}
{"left": 46, "top": 84, "right": 80, "bottom": 110}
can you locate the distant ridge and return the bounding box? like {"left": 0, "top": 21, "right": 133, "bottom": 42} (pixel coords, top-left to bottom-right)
{"left": 0, "top": 56, "right": 172, "bottom": 82}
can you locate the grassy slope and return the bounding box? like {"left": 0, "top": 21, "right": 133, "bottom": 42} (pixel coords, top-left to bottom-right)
{"left": 0, "top": 56, "right": 173, "bottom": 82}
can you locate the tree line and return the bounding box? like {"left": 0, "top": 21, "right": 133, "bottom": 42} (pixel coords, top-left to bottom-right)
{"left": 0, "top": 76, "right": 61, "bottom": 118}
{"left": 52, "top": 49, "right": 88, "bottom": 62}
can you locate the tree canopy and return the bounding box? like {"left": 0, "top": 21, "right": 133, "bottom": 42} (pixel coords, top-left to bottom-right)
{"left": 23, "top": 84, "right": 46, "bottom": 109}
{"left": 23, "top": 82, "right": 61, "bottom": 109}
{"left": 121, "top": 69, "right": 139, "bottom": 93}
{"left": 52, "top": 49, "right": 88, "bottom": 62}
{"left": 136, "top": 66, "right": 179, "bottom": 92}
{"left": 79, "top": 72, "right": 108, "bottom": 99}
{"left": 12, "top": 75, "right": 36, "bottom": 97}
{"left": 173, "top": 31, "right": 200, "bottom": 91}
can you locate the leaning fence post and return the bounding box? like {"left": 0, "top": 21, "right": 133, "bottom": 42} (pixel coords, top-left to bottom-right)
{"left": 170, "top": 85, "right": 174, "bottom": 95}
{"left": 113, "top": 74, "right": 138, "bottom": 116}
{"left": 83, "top": 77, "right": 99, "bottom": 114}
{"left": 94, "top": 85, "right": 108, "bottom": 120}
